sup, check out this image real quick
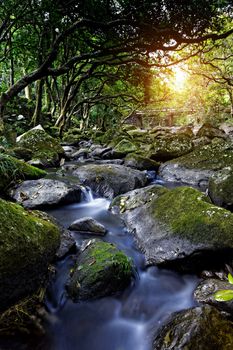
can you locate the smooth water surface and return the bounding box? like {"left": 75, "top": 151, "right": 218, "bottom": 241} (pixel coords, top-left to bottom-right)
{"left": 42, "top": 193, "right": 198, "bottom": 350}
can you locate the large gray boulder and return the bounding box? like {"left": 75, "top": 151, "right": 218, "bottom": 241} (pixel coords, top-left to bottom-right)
{"left": 159, "top": 139, "right": 233, "bottom": 189}
{"left": 110, "top": 185, "right": 233, "bottom": 272}
{"left": 66, "top": 241, "right": 133, "bottom": 301}
{"left": 9, "top": 178, "right": 82, "bottom": 209}
{"left": 72, "top": 163, "right": 147, "bottom": 198}
{"left": 153, "top": 305, "right": 233, "bottom": 350}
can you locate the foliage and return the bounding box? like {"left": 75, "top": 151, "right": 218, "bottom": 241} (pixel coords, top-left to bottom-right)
{"left": 214, "top": 273, "right": 233, "bottom": 302}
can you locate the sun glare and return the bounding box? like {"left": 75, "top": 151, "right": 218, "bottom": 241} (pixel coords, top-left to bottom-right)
{"left": 172, "top": 66, "right": 187, "bottom": 90}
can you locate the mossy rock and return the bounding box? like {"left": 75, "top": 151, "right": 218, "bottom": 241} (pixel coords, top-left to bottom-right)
{"left": 159, "top": 139, "right": 233, "bottom": 188}
{"left": 111, "top": 186, "right": 233, "bottom": 272}
{"left": 124, "top": 153, "right": 160, "bottom": 170}
{"left": 113, "top": 138, "right": 138, "bottom": 155}
{"left": 151, "top": 135, "right": 193, "bottom": 161}
{"left": 153, "top": 305, "right": 233, "bottom": 350}
{"left": 17, "top": 129, "right": 64, "bottom": 167}
{"left": 121, "top": 124, "right": 138, "bottom": 132}
{"left": 127, "top": 129, "right": 148, "bottom": 138}
{"left": 0, "top": 153, "right": 46, "bottom": 192}
{"left": 208, "top": 167, "right": 233, "bottom": 209}
{"left": 196, "top": 123, "right": 227, "bottom": 140}
{"left": 0, "top": 199, "right": 60, "bottom": 311}
{"left": 8, "top": 146, "right": 33, "bottom": 161}
{"left": 66, "top": 241, "right": 133, "bottom": 301}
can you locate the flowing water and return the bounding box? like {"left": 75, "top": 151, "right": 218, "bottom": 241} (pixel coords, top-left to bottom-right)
{"left": 39, "top": 189, "right": 198, "bottom": 350}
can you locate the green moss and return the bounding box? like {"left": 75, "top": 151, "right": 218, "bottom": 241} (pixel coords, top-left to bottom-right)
{"left": 169, "top": 139, "right": 233, "bottom": 170}
{"left": 18, "top": 129, "right": 64, "bottom": 165}
{"left": 114, "top": 138, "right": 138, "bottom": 154}
{"left": 153, "top": 186, "right": 233, "bottom": 245}
{"left": 208, "top": 167, "right": 233, "bottom": 207}
{"left": 67, "top": 241, "right": 133, "bottom": 300}
{"left": 0, "top": 153, "right": 46, "bottom": 192}
{"left": 0, "top": 198, "right": 60, "bottom": 310}
{"left": 124, "top": 153, "right": 160, "bottom": 170}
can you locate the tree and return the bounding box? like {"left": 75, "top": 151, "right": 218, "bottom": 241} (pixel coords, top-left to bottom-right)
{"left": 0, "top": 0, "right": 232, "bottom": 132}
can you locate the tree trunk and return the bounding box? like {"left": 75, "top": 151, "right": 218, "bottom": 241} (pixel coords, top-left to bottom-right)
{"left": 31, "top": 79, "right": 44, "bottom": 126}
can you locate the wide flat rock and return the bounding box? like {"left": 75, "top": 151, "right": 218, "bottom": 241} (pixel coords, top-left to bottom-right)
{"left": 9, "top": 178, "right": 82, "bottom": 209}
{"left": 72, "top": 163, "right": 147, "bottom": 198}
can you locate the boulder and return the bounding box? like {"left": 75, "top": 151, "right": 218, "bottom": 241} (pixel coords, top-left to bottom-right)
{"left": 208, "top": 167, "right": 233, "bottom": 209}
{"left": 124, "top": 153, "right": 160, "bottom": 171}
{"left": 9, "top": 178, "right": 82, "bottom": 209}
{"left": 196, "top": 123, "right": 228, "bottom": 140}
{"left": 113, "top": 138, "right": 138, "bottom": 155}
{"left": 110, "top": 185, "right": 233, "bottom": 272}
{"left": 153, "top": 305, "right": 233, "bottom": 350}
{"left": 66, "top": 241, "right": 133, "bottom": 301}
{"left": 159, "top": 139, "right": 233, "bottom": 189}
{"left": 0, "top": 199, "right": 60, "bottom": 311}
{"left": 150, "top": 134, "right": 193, "bottom": 161}
{"left": 62, "top": 145, "right": 78, "bottom": 159}
{"left": 17, "top": 128, "right": 64, "bottom": 167}
{"left": 194, "top": 278, "right": 233, "bottom": 314}
{"left": 69, "top": 217, "right": 107, "bottom": 236}
{"left": 0, "top": 153, "right": 46, "bottom": 192}
{"left": 72, "top": 163, "right": 147, "bottom": 199}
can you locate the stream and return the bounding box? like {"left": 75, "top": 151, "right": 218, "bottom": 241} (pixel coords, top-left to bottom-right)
{"left": 37, "top": 182, "right": 198, "bottom": 350}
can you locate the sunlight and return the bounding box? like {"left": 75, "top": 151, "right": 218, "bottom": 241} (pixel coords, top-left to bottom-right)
{"left": 172, "top": 66, "right": 188, "bottom": 90}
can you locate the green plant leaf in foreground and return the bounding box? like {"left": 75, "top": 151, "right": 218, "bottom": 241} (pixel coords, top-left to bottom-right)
{"left": 228, "top": 273, "right": 233, "bottom": 285}
{"left": 214, "top": 289, "right": 233, "bottom": 302}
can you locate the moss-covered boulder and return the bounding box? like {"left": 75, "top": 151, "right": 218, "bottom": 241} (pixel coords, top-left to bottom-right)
{"left": 66, "top": 241, "right": 133, "bottom": 301}
{"left": 72, "top": 163, "right": 147, "bottom": 199}
{"left": 17, "top": 128, "right": 64, "bottom": 167}
{"left": 124, "top": 153, "right": 160, "bottom": 170}
{"left": 0, "top": 199, "right": 60, "bottom": 311}
{"left": 110, "top": 185, "right": 233, "bottom": 272}
{"left": 196, "top": 123, "right": 227, "bottom": 140}
{"left": 0, "top": 153, "right": 46, "bottom": 193}
{"left": 113, "top": 138, "right": 138, "bottom": 156}
{"left": 208, "top": 167, "right": 233, "bottom": 209}
{"left": 153, "top": 305, "right": 233, "bottom": 350}
{"left": 159, "top": 139, "right": 233, "bottom": 189}
{"left": 8, "top": 146, "right": 33, "bottom": 161}
{"left": 150, "top": 134, "right": 193, "bottom": 161}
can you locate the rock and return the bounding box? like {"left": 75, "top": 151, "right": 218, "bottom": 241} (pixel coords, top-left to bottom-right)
{"left": 194, "top": 278, "right": 233, "bottom": 314}
{"left": 9, "top": 178, "right": 82, "bottom": 209}
{"left": 17, "top": 128, "right": 64, "bottom": 167}
{"left": 56, "top": 229, "right": 76, "bottom": 259}
{"left": 150, "top": 134, "right": 193, "bottom": 161}
{"left": 208, "top": 167, "right": 233, "bottom": 209}
{"left": 89, "top": 144, "right": 112, "bottom": 158}
{"left": 71, "top": 148, "right": 90, "bottom": 160}
{"left": 69, "top": 217, "right": 107, "bottom": 235}
{"left": 110, "top": 185, "right": 233, "bottom": 272}
{"left": 113, "top": 138, "right": 138, "bottom": 155}
{"left": 0, "top": 198, "right": 60, "bottom": 311}
{"left": 0, "top": 153, "right": 46, "bottom": 192}
{"left": 66, "top": 241, "right": 133, "bottom": 301}
{"left": 159, "top": 139, "right": 233, "bottom": 189}
{"left": 196, "top": 123, "right": 228, "bottom": 140}
{"left": 153, "top": 305, "right": 233, "bottom": 350}
{"left": 9, "top": 146, "right": 33, "bottom": 161}
{"left": 72, "top": 163, "right": 147, "bottom": 199}
{"left": 16, "top": 124, "right": 44, "bottom": 142}
{"left": 124, "top": 153, "right": 160, "bottom": 170}
{"left": 62, "top": 145, "right": 78, "bottom": 159}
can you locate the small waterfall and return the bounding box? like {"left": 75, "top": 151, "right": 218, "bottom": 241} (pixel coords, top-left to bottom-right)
{"left": 81, "top": 186, "right": 94, "bottom": 202}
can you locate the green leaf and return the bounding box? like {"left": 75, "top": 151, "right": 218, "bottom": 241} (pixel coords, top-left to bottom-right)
{"left": 214, "top": 289, "right": 233, "bottom": 302}
{"left": 228, "top": 273, "right": 233, "bottom": 285}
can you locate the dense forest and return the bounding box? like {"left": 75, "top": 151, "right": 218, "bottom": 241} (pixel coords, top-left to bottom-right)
{"left": 1, "top": 1, "right": 233, "bottom": 350}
